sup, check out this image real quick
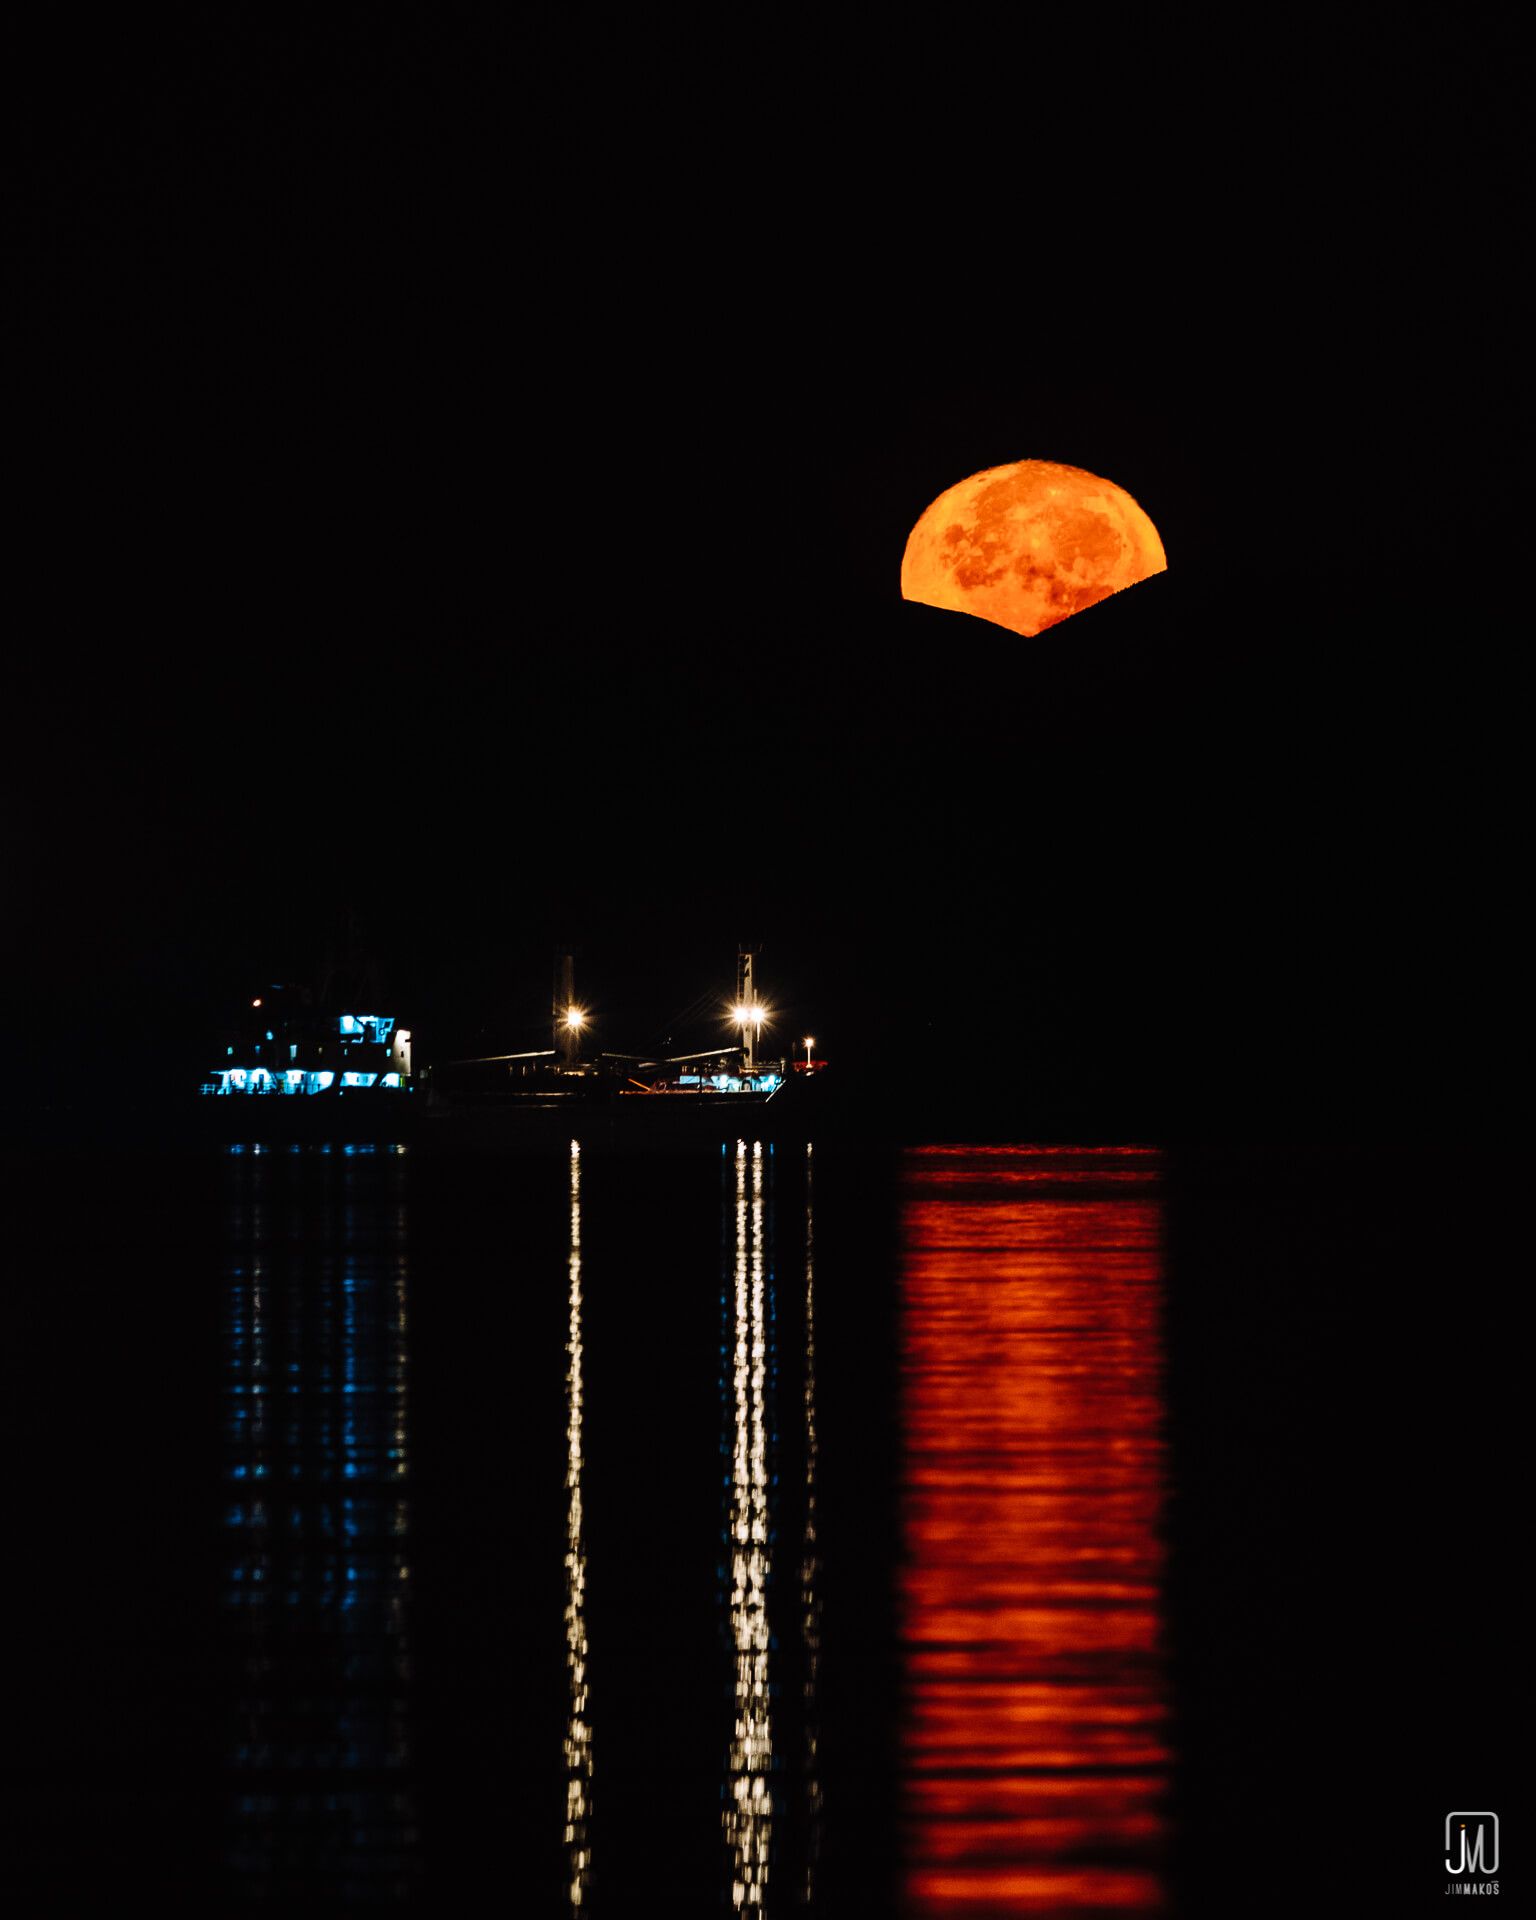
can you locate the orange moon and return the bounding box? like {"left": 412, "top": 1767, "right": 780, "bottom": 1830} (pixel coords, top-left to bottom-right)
{"left": 900, "top": 459, "right": 1167, "bottom": 637}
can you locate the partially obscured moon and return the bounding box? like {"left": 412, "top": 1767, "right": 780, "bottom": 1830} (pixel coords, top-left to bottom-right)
{"left": 900, "top": 459, "right": 1167, "bottom": 637}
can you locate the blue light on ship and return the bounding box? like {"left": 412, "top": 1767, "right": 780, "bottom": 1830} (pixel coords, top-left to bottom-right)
{"left": 204, "top": 1001, "right": 410, "bottom": 1094}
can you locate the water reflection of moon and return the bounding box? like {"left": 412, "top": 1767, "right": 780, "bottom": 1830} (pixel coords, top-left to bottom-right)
{"left": 900, "top": 459, "right": 1167, "bottom": 638}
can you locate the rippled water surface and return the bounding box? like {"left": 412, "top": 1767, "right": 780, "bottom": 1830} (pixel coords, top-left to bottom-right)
{"left": 12, "top": 1134, "right": 1518, "bottom": 1914}
{"left": 222, "top": 1146, "right": 418, "bottom": 1902}
{"left": 26, "top": 1134, "right": 1446, "bottom": 1915}
{"left": 900, "top": 1148, "right": 1167, "bottom": 1915}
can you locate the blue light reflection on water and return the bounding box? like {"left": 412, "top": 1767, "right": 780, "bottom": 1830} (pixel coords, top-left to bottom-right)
{"left": 221, "top": 1142, "right": 418, "bottom": 1903}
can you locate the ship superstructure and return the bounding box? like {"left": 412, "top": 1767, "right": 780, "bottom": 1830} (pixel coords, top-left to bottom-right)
{"left": 202, "top": 985, "right": 413, "bottom": 1098}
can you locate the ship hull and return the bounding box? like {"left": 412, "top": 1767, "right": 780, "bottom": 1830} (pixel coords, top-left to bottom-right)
{"left": 185, "top": 1079, "right": 830, "bottom": 1150}
{"left": 420, "top": 1081, "right": 822, "bottom": 1149}
{"left": 191, "top": 1089, "right": 422, "bottom": 1145}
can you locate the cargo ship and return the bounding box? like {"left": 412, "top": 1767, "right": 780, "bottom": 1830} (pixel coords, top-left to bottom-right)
{"left": 423, "top": 948, "right": 827, "bottom": 1145}
{"left": 200, "top": 948, "right": 826, "bottom": 1145}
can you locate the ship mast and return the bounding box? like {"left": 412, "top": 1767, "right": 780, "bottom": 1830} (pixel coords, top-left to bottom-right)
{"left": 735, "top": 945, "right": 761, "bottom": 1072}
{"left": 554, "top": 949, "right": 584, "bottom": 1065}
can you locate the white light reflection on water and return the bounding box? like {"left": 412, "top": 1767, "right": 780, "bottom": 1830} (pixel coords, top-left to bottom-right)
{"left": 564, "top": 1140, "right": 593, "bottom": 1907}
{"left": 725, "top": 1139, "right": 772, "bottom": 1911}
{"left": 802, "top": 1140, "right": 823, "bottom": 1905}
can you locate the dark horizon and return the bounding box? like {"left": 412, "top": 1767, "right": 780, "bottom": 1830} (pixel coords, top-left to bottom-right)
{"left": 15, "top": 546, "right": 1523, "bottom": 1142}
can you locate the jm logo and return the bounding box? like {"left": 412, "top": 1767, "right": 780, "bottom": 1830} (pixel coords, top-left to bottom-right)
{"left": 1446, "top": 1813, "right": 1498, "bottom": 1875}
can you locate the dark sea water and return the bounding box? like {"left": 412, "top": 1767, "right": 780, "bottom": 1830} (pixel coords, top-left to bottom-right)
{"left": 5, "top": 1137, "right": 1517, "bottom": 1915}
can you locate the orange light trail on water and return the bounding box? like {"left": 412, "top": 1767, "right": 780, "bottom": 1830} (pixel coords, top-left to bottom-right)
{"left": 900, "top": 1147, "right": 1169, "bottom": 1916}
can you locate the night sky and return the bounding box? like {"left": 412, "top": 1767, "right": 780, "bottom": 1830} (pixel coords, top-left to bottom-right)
{"left": 9, "top": 16, "right": 1525, "bottom": 1140}
{"left": 4, "top": 25, "right": 1525, "bottom": 1912}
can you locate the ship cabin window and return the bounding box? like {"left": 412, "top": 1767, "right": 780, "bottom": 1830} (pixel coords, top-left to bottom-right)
{"left": 338, "top": 1013, "right": 396, "bottom": 1046}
